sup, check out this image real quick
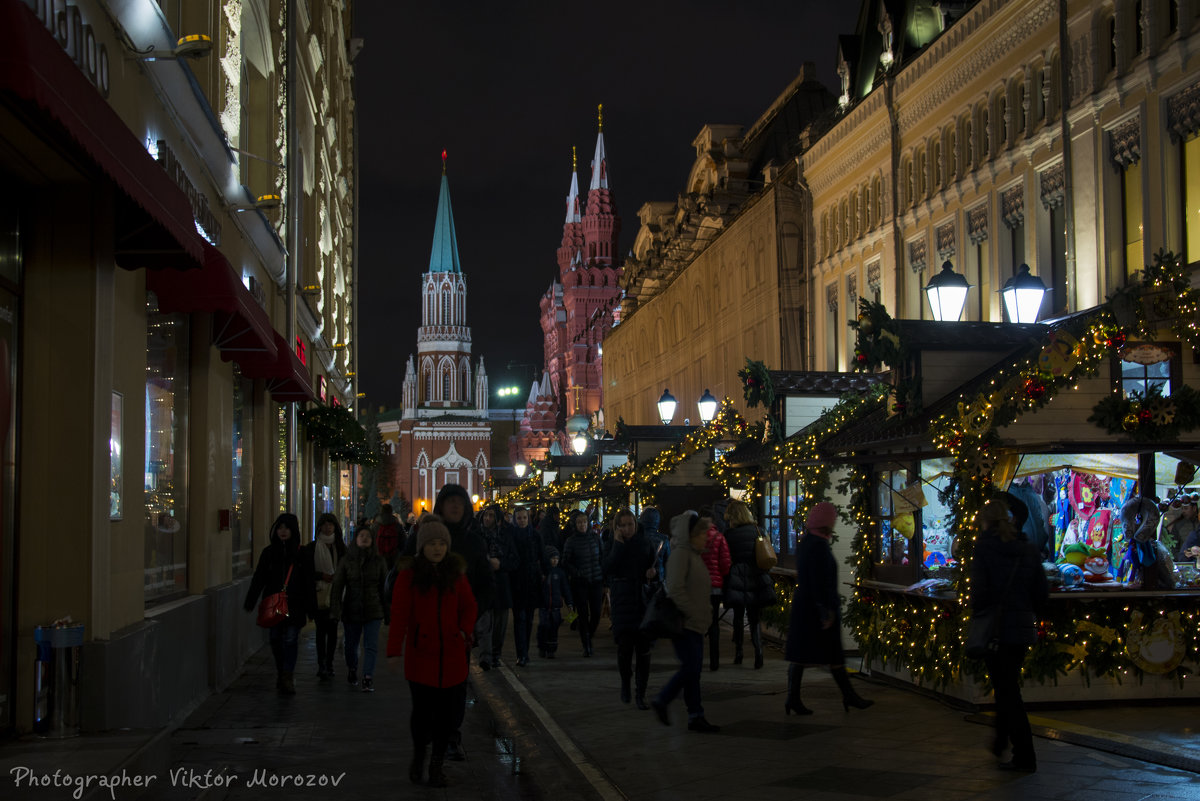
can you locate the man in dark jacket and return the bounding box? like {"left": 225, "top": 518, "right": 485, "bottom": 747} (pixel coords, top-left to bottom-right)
{"left": 400, "top": 484, "right": 494, "bottom": 760}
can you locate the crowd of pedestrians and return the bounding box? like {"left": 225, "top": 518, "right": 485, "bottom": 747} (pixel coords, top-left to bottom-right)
{"left": 245, "top": 482, "right": 1133, "bottom": 786}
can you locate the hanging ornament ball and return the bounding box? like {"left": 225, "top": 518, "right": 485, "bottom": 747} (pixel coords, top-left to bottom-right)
{"left": 1122, "top": 412, "right": 1140, "bottom": 431}
{"left": 1024, "top": 378, "right": 1046, "bottom": 401}
{"left": 1112, "top": 332, "right": 1127, "bottom": 348}
{"left": 1129, "top": 401, "right": 1142, "bottom": 415}
{"left": 856, "top": 352, "right": 868, "bottom": 364}
{"left": 1138, "top": 408, "right": 1153, "bottom": 424}
{"left": 858, "top": 316, "right": 873, "bottom": 334}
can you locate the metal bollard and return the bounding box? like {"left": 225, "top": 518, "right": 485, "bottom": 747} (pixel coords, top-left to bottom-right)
{"left": 33, "top": 624, "right": 84, "bottom": 737}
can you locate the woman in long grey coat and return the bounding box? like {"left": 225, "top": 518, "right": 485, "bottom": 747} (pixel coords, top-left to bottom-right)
{"left": 784, "top": 502, "right": 873, "bottom": 714}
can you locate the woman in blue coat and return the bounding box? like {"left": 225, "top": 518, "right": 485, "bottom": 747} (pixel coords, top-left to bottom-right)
{"left": 784, "top": 502, "right": 873, "bottom": 714}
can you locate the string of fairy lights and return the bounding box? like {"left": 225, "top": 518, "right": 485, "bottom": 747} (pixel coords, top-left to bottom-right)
{"left": 498, "top": 399, "right": 749, "bottom": 515}
{"left": 497, "top": 251, "right": 1199, "bottom": 685}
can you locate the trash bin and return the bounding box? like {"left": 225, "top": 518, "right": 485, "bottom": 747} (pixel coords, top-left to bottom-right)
{"left": 33, "top": 624, "right": 83, "bottom": 737}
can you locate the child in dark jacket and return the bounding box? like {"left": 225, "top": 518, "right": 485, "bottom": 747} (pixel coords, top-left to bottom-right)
{"left": 537, "top": 547, "right": 574, "bottom": 659}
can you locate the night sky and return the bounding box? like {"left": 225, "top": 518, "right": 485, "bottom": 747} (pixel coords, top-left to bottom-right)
{"left": 352, "top": 2, "right": 861, "bottom": 411}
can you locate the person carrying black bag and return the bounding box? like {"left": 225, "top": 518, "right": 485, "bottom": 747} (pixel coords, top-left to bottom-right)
{"left": 971, "top": 499, "right": 1049, "bottom": 773}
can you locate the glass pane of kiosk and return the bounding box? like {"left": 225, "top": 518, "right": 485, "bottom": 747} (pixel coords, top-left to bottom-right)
{"left": 1001, "top": 452, "right": 1199, "bottom": 589}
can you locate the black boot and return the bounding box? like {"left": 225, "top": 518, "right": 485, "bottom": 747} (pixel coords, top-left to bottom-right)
{"left": 620, "top": 677, "right": 631, "bottom": 704}
{"left": 751, "top": 622, "right": 764, "bottom": 669}
{"left": 409, "top": 747, "right": 426, "bottom": 784}
{"left": 832, "top": 666, "right": 874, "bottom": 711}
{"left": 733, "top": 645, "right": 744, "bottom": 665}
{"left": 635, "top": 655, "right": 651, "bottom": 710}
{"left": 427, "top": 755, "right": 447, "bottom": 788}
{"left": 785, "top": 663, "right": 812, "bottom": 715}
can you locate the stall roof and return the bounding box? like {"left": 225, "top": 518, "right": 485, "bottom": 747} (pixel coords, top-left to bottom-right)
{"left": 822, "top": 311, "right": 1100, "bottom": 457}
{"left": 770, "top": 370, "right": 884, "bottom": 396}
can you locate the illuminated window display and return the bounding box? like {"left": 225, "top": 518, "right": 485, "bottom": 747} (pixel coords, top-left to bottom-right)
{"left": 144, "top": 292, "right": 189, "bottom": 601}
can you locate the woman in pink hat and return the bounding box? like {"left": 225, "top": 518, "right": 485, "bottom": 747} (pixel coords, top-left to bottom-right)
{"left": 783, "top": 501, "right": 873, "bottom": 714}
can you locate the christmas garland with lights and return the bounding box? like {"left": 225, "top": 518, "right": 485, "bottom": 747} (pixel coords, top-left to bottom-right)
{"left": 1089, "top": 384, "right": 1200, "bottom": 440}
{"left": 499, "top": 401, "right": 748, "bottom": 510}
{"left": 298, "top": 405, "right": 379, "bottom": 466}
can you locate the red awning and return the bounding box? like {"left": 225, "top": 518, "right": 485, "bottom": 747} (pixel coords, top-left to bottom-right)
{"left": 263, "top": 337, "right": 318, "bottom": 403}
{"left": 0, "top": 1, "right": 205, "bottom": 271}
{"left": 239, "top": 330, "right": 317, "bottom": 404}
{"left": 147, "top": 244, "right": 277, "bottom": 362}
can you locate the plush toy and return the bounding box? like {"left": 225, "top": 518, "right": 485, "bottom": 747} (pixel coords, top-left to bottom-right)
{"left": 1119, "top": 496, "right": 1175, "bottom": 590}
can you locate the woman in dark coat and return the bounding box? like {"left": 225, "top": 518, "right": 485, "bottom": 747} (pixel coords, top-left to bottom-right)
{"left": 972, "top": 499, "right": 1049, "bottom": 772}
{"left": 722, "top": 500, "right": 774, "bottom": 669}
{"left": 561, "top": 510, "right": 604, "bottom": 656}
{"left": 330, "top": 525, "right": 388, "bottom": 691}
{"left": 784, "top": 502, "right": 873, "bottom": 714}
{"left": 509, "top": 507, "right": 544, "bottom": 666}
{"left": 601, "top": 508, "right": 656, "bottom": 709}
{"left": 243, "top": 513, "right": 310, "bottom": 694}
{"left": 479, "top": 505, "right": 518, "bottom": 670}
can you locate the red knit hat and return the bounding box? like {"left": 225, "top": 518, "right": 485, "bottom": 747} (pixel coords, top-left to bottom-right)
{"left": 806, "top": 502, "right": 838, "bottom": 531}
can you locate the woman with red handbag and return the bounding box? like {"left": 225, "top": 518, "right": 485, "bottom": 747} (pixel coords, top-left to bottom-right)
{"left": 243, "top": 513, "right": 310, "bottom": 695}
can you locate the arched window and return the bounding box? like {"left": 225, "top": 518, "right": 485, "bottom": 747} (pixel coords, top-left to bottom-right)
{"left": 945, "top": 126, "right": 957, "bottom": 182}
{"left": 932, "top": 138, "right": 942, "bottom": 189}
{"left": 963, "top": 115, "right": 974, "bottom": 171}
{"left": 996, "top": 92, "right": 1008, "bottom": 148}
{"left": 980, "top": 104, "right": 990, "bottom": 159}
{"left": 442, "top": 293, "right": 450, "bottom": 324}
{"left": 424, "top": 368, "right": 432, "bottom": 402}
{"left": 442, "top": 368, "right": 452, "bottom": 401}
{"left": 1015, "top": 79, "right": 1026, "bottom": 138}
{"left": 915, "top": 148, "right": 926, "bottom": 201}
{"left": 873, "top": 176, "right": 883, "bottom": 223}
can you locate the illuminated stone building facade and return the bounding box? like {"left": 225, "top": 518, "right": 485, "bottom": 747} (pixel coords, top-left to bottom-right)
{"left": 0, "top": 0, "right": 358, "bottom": 733}
{"left": 805, "top": 0, "right": 1200, "bottom": 369}
{"left": 603, "top": 67, "right": 834, "bottom": 426}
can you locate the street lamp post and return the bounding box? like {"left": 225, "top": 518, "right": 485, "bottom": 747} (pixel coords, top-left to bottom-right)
{"left": 924, "top": 260, "right": 971, "bottom": 322}
{"left": 1000, "top": 263, "right": 1049, "bottom": 324}
{"left": 697, "top": 389, "right": 718, "bottom": 424}
{"left": 657, "top": 389, "right": 677, "bottom": 425}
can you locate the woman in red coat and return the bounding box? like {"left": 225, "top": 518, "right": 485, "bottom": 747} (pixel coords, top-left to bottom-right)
{"left": 387, "top": 514, "right": 477, "bottom": 788}
{"left": 700, "top": 516, "right": 731, "bottom": 671}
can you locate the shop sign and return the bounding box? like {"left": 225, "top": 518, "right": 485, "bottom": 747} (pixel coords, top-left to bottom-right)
{"left": 24, "top": 0, "right": 111, "bottom": 98}
{"left": 154, "top": 140, "right": 222, "bottom": 246}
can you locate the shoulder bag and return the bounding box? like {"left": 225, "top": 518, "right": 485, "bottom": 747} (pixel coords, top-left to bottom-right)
{"left": 755, "top": 532, "right": 778, "bottom": 570}
{"left": 639, "top": 583, "right": 684, "bottom": 639}
{"left": 256, "top": 565, "right": 294, "bottom": 628}
{"left": 964, "top": 559, "right": 1019, "bottom": 659}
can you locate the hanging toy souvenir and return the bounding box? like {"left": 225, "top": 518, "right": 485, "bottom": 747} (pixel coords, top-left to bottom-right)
{"left": 1037, "top": 331, "right": 1082, "bottom": 377}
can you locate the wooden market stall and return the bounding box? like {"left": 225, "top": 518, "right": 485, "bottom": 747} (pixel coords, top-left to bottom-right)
{"left": 814, "top": 297, "right": 1200, "bottom": 703}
